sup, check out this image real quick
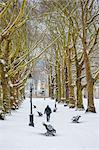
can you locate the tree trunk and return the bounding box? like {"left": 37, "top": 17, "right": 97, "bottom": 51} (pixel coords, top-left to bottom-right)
{"left": 73, "top": 41, "right": 84, "bottom": 109}
{"left": 65, "top": 65, "right": 69, "bottom": 104}
{"left": 61, "top": 56, "right": 65, "bottom": 101}
{"left": 57, "top": 62, "right": 61, "bottom": 101}
{"left": 84, "top": 50, "right": 96, "bottom": 112}
{"left": 0, "top": 63, "right": 4, "bottom": 111}
{"left": 81, "top": 0, "right": 96, "bottom": 112}
{"left": 1, "top": 39, "right": 10, "bottom": 113}
{"left": 48, "top": 76, "right": 51, "bottom": 97}
{"left": 67, "top": 48, "right": 75, "bottom": 108}
{"left": 76, "top": 77, "right": 84, "bottom": 109}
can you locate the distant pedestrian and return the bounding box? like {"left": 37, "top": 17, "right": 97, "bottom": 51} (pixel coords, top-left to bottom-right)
{"left": 44, "top": 105, "right": 52, "bottom": 122}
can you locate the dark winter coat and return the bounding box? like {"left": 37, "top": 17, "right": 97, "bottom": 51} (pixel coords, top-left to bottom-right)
{"left": 44, "top": 105, "right": 52, "bottom": 115}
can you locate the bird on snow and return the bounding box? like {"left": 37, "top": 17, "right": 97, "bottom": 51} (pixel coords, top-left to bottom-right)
{"left": 72, "top": 115, "right": 81, "bottom": 123}
{"left": 43, "top": 123, "right": 56, "bottom": 136}
{"left": 53, "top": 108, "right": 57, "bottom": 112}
{"left": 33, "top": 105, "right": 36, "bottom": 108}
{"left": 37, "top": 111, "right": 43, "bottom": 116}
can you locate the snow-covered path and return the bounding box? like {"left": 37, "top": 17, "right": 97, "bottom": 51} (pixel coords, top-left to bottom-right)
{"left": 0, "top": 98, "right": 99, "bottom": 150}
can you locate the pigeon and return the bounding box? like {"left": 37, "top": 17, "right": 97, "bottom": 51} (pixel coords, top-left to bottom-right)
{"left": 43, "top": 123, "right": 56, "bottom": 136}
{"left": 53, "top": 108, "right": 57, "bottom": 112}
{"left": 72, "top": 115, "right": 81, "bottom": 123}
{"left": 37, "top": 111, "right": 43, "bottom": 116}
{"left": 33, "top": 105, "right": 36, "bottom": 108}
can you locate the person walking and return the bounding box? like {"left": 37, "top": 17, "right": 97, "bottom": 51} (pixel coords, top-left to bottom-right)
{"left": 44, "top": 105, "right": 52, "bottom": 122}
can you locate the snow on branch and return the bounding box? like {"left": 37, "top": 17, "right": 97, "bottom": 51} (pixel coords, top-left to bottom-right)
{"left": 0, "top": 59, "right": 6, "bottom": 65}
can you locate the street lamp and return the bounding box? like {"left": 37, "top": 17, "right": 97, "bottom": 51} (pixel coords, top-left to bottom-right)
{"left": 53, "top": 99, "right": 57, "bottom": 112}
{"left": 42, "top": 90, "right": 45, "bottom": 100}
{"left": 28, "top": 74, "right": 34, "bottom": 127}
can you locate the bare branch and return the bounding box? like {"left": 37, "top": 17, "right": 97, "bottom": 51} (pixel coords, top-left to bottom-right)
{"left": 87, "top": 13, "right": 99, "bottom": 25}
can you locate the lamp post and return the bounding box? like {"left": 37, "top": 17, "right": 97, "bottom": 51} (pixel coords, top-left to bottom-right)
{"left": 29, "top": 74, "right": 34, "bottom": 127}
{"left": 55, "top": 98, "right": 57, "bottom": 108}
{"left": 42, "top": 90, "right": 45, "bottom": 100}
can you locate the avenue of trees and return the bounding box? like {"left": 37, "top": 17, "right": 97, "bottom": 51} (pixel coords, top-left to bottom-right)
{"left": 39, "top": 0, "right": 99, "bottom": 112}
{"left": 0, "top": 0, "right": 99, "bottom": 117}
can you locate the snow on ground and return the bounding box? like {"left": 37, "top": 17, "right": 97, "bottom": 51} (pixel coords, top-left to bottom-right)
{"left": 0, "top": 98, "right": 99, "bottom": 150}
